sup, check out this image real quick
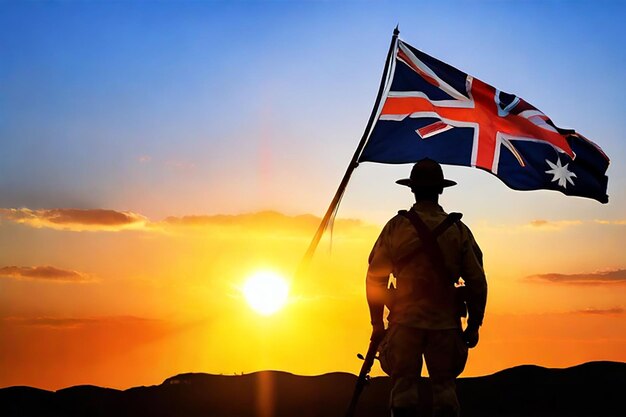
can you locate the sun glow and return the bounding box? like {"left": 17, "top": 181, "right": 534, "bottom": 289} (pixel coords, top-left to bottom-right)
{"left": 242, "top": 271, "right": 290, "bottom": 315}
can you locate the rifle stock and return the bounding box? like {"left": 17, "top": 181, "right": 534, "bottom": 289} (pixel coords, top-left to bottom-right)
{"left": 345, "top": 336, "right": 383, "bottom": 417}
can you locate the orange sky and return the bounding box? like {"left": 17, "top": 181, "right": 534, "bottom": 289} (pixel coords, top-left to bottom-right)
{"left": 0, "top": 209, "right": 624, "bottom": 390}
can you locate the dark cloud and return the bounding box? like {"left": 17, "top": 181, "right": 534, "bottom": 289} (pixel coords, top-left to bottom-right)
{"left": 573, "top": 308, "right": 624, "bottom": 315}
{"left": 0, "top": 266, "right": 94, "bottom": 283}
{"left": 526, "top": 269, "right": 626, "bottom": 285}
{"left": 0, "top": 208, "right": 147, "bottom": 231}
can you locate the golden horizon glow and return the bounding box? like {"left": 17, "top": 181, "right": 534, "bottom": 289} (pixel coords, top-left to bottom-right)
{"left": 1, "top": 210, "right": 624, "bottom": 390}
{"left": 242, "top": 271, "right": 290, "bottom": 316}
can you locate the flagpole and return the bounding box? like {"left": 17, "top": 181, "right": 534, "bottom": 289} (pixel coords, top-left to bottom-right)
{"left": 296, "top": 27, "right": 400, "bottom": 277}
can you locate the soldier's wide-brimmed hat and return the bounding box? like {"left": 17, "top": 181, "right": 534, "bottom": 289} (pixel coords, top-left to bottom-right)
{"left": 396, "top": 158, "right": 457, "bottom": 188}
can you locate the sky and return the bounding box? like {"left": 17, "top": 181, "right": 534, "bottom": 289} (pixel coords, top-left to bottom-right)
{"left": 0, "top": 1, "right": 625, "bottom": 390}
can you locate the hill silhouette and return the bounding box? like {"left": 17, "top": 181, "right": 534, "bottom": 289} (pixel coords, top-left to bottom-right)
{"left": 1, "top": 361, "right": 624, "bottom": 416}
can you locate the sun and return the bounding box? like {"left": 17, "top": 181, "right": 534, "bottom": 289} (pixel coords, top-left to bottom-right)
{"left": 242, "top": 271, "right": 290, "bottom": 316}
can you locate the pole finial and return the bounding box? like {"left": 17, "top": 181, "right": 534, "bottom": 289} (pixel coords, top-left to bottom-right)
{"left": 394, "top": 25, "right": 400, "bottom": 36}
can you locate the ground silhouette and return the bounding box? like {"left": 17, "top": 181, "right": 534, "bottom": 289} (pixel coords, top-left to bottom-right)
{"left": 1, "top": 361, "right": 624, "bottom": 416}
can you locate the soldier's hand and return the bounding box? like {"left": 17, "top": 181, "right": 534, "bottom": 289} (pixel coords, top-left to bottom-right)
{"left": 463, "top": 325, "right": 480, "bottom": 348}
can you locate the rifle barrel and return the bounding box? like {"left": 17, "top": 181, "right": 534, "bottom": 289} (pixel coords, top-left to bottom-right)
{"left": 345, "top": 337, "right": 382, "bottom": 417}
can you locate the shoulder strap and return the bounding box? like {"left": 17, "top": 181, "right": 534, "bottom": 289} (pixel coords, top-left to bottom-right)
{"left": 395, "top": 210, "right": 462, "bottom": 284}
{"left": 432, "top": 212, "right": 463, "bottom": 237}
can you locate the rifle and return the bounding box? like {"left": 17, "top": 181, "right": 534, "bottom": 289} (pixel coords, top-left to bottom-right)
{"left": 345, "top": 332, "right": 384, "bottom": 417}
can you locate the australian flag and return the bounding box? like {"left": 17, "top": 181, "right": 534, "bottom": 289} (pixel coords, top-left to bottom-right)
{"left": 359, "top": 39, "right": 610, "bottom": 203}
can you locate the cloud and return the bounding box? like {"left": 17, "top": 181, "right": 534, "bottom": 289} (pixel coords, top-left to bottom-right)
{"left": 573, "top": 307, "right": 624, "bottom": 315}
{"left": 137, "top": 155, "right": 152, "bottom": 163}
{"left": 0, "top": 208, "right": 148, "bottom": 232}
{"left": 161, "top": 211, "right": 321, "bottom": 229}
{"left": 0, "top": 207, "right": 377, "bottom": 240}
{"left": 526, "top": 219, "right": 583, "bottom": 230}
{"left": 156, "top": 210, "right": 376, "bottom": 238}
{"left": 0, "top": 266, "right": 94, "bottom": 283}
{"left": 165, "top": 159, "right": 196, "bottom": 172}
{"left": 1, "top": 317, "right": 96, "bottom": 329}
{"left": 0, "top": 316, "right": 156, "bottom": 329}
{"left": 594, "top": 219, "right": 626, "bottom": 225}
{"left": 526, "top": 269, "right": 626, "bottom": 285}
{"left": 474, "top": 219, "right": 585, "bottom": 234}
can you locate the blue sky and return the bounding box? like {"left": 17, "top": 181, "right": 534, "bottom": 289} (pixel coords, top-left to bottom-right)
{"left": 1, "top": 1, "right": 624, "bottom": 224}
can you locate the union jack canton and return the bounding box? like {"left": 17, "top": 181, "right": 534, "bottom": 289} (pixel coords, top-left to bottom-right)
{"left": 359, "top": 39, "right": 610, "bottom": 203}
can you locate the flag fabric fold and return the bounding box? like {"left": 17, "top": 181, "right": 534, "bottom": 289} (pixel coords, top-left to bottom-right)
{"left": 359, "top": 39, "right": 610, "bottom": 203}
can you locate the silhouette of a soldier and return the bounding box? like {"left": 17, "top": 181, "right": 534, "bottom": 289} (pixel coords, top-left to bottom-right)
{"left": 366, "top": 158, "right": 487, "bottom": 417}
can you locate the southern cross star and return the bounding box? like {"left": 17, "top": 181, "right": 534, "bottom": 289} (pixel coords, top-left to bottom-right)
{"left": 545, "top": 157, "right": 577, "bottom": 189}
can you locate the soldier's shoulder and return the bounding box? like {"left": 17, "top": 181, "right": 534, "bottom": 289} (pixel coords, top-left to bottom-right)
{"left": 379, "top": 210, "right": 411, "bottom": 231}
{"left": 387, "top": 211, "right": 409, "bottom": 225}
{"left": 456, "top": 218, "right": 480, "bottom": 241}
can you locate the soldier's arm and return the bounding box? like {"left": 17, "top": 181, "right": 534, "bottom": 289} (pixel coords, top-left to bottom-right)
{"left": 366, "top": 222, "right": 394, "bottom": 331}
{"left": 460, "top": 224, "right": 488, "bottom": 330}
